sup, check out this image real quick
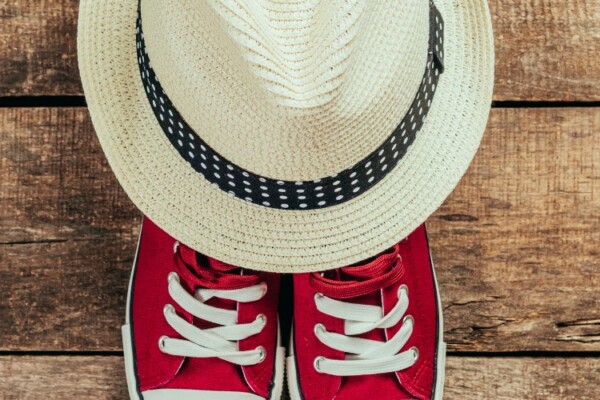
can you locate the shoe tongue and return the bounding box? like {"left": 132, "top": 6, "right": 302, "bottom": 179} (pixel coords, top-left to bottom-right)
{"left": 313, "top": 245, "right": 404, "bottom": 299}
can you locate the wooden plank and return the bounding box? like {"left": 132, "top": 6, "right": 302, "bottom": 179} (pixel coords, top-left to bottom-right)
{"left": 0, "top": 0, "right": 80, "bottom": 96}
{"left": 0, "top": 108, "right": 139, "bottom": 351}
{"left": 0, "top": 1, "right": 598, "bottom": 101}
{"left": 1, "top": 107, "right": 599, "bottom": 351}
{"left": 0, "top": 108, "right": 138, "bottom": 244}
{"left": 1, "top": 240, "right": 134, "bottom": 351}
{"left": 445, "top": 357, "right": 600, "bottom": 399}
{"left": 490, "top": 0, "right": 600, "bottom": 101}
{"left": 0, "top": 356, "right": 128, "bottom": 399}
{"left": 428, "top": 107, "right": 600, "bottom": 351}
{"left": 0, "top": 356, "right": 598, "bottom": 399}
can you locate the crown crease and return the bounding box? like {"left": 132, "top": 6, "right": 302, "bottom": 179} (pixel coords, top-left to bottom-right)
{"left": 209, "top": 0, "right": 366, "bottom": 108}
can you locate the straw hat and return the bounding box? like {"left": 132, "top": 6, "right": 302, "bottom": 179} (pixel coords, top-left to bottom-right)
{"left": 78, "top": 0, "right": 494, "bottom": 272}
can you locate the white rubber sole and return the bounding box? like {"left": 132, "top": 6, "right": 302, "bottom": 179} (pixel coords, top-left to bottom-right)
{"left": 123, "top": 229, "right": 142, "bottom": 400}
{"left": 121, "top": 230, "right": 285, "bottom": 400}
{"left": 430, "top": 257, "right": 447, "bottom": 400}
{"left": 286, "top": 256, "right": 447, "bottom": 400}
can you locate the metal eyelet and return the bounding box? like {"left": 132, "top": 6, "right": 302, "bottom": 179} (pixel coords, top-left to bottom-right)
{"left": 256, "top": 346, "right": 267, "bottom": 363}
{"left": 313, "top": 356, "right": 325, "bottom": 373}
{"left": 163, "top": 304, "right": 175, "bottom": 316}
{"left": 167, "top": 271, "right": 179, "bottom": 284}
{"left": 173, "top": 241, "right": 180, "bottom": 254}
{"left": 314, "top": 323, "right": 325, "bottom": 337}
{"left": 158, "top": 335, "right": 168, "bottom": 350}
{"left": 410, "top": 346, "right": 419, "bottom": 361}
{"left": 256, "top": 313, "right": 267, "bottom": 325}
{"left": 260, "top": 282, "right": 268, "bottom": 296}
{"left": 398, "top": 284, "right": 409, "bottom": 298}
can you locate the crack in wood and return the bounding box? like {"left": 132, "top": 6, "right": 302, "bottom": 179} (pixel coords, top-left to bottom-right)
{"left": 0, "top": 239, "right": 68, "bottom": 246}
{"left": 443, "top": 295, "right": 508, "bottom": 311}
{"left": 435, "top": 214, "right": 479, "bottom": 222}
{"left": 554, "top": 335, "right": 600, "bottom": 344}
{"left": 556, "top": 319, "right": 600, "bottom": 328}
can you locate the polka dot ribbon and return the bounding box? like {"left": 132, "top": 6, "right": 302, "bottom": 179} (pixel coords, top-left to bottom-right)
{"left": 136, "top": 1, "right": 444, "bottom": 210}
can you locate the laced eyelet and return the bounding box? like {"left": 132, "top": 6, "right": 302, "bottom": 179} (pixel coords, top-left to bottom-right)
{"left": 167, "top": 271, "right": 179, "bottom": 284}
{"left": 313, "top": 356, "right": 325, "bottom": 373}
{"left": 410, "top": 346, "right": 419, "bottom": 361}
{"left": 314, "top": 323, "right": 326, "bottom": 337}
{"left": 158, "top": 335, "right": 168, "bottom": 350}
{"left": 173, "top": 241, "right": 180, "bottom": 254}
{"left": 314, "top": 293, "right": 324, "bottom": 303}
{"left": 398, "top": 284, "right": 409, "bottom": 298}
{"left": 256, "top": 313, "right": 267, "bottom": 325}
{"left": 260, "top": 282, "right": 268, "bottom": 296}
{"left": 403, "top": 314, "right": 414, "bottom": 327}
{"left": 163, "top": 304, "right": 175, "bottom": 316}
{"left": 256, "top": 346, "right": 267, "bottom": 363}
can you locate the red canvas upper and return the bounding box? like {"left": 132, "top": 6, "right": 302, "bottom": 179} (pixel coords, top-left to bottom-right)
{"left": 129, "top": 218, "right": 280, "bottom": 397}
{"left": 292, "top": 225, "right": 440, "bottom": 400}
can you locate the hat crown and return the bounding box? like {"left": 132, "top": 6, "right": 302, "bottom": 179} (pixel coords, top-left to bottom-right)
{"left": 141, "top": 0, "right": 431, "bottom": 180}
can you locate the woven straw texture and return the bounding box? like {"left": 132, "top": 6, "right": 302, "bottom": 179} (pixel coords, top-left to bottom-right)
{"left": 78, "top": 0, "right": 494, "bottom": 272}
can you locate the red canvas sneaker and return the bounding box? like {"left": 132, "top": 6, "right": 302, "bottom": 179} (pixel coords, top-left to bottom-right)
{"left": 122, "top": 218, "right": 284, "bottom": 399}
{"left": 287, "top": 225, "right": 445, "bottom": 400}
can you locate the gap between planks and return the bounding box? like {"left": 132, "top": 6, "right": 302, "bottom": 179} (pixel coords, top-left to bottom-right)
{"left": 2, "top": 97, "right": 600, "bottom": 109}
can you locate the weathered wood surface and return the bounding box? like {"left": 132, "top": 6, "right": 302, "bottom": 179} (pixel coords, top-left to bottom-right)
{"left": 1, "top": 356, "right": 598, "bottom": 399}
{"left": 0, "top": 1, "right": 599, "bottom": 101}
{"left": 0, "top": 107, "right": 138, "bottom": 244}
{"left": 1, "top": 106, "right": 598, "bottom": 351}
{"left": 445, "top": 357, "right": 600, "bottom": 399}
{"left": 429, "top": 106, "right": 600, "bottom": 351}
{"left": 0, "top": 0, "right": 79, "bottom": 97}
{"left": 0, "top": 356, "right": 129, "bottom": 399}
{"left": 490, "top": 0, "right": 600, "bottom": 102}
{"left": 0, "top": 107, "right": 139, "bottom": 351}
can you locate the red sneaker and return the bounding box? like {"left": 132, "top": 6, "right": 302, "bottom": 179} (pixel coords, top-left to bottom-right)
{"left": 287, "top": 225, "right": 445, "bottom": 400}
{"left": 122, "top": 218, "right": 284, "bottom": 399}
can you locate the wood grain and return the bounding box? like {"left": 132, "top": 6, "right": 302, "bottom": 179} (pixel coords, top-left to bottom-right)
{"left": 0, "top": 107, "right": 139, "bottom": 351}
{"left": 0, "top": 1, "right": 598, "bottom": 101}
{"left": 0, "top": 0, "right": 79, "bottom": 96}
{"left": 0, "top": 356, "right": 598, "bottom": 399}
{"left": 1, "top": 106, "right": 598, "bottom": 351}
{"left": 444, "top": 356, "right": 600, "bottom": 400}
{"left": 0, "top": 107, "right": 138, "bottom": 244}
{"left": 490, "top": 0, "right": 600, "bottom": 101}
{"left": 1, "top": 2, "right": 598, "bottom": 397}
{"left": 0, "top": 356, "right": 129, "bottom": 400}
{"left": 429, "top": 107, "right": 600, "bottom": 351}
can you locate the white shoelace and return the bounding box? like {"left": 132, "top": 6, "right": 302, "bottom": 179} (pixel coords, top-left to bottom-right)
{"left": 313, "top": 285, "right": 418, "bottom": 376}
{"left": 159, "top": 270, "right": 268, "bottom": 366}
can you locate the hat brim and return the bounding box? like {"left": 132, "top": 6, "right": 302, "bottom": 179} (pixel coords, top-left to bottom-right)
{"left": 78, "top": 0, "right": 494, "bottom": 272}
